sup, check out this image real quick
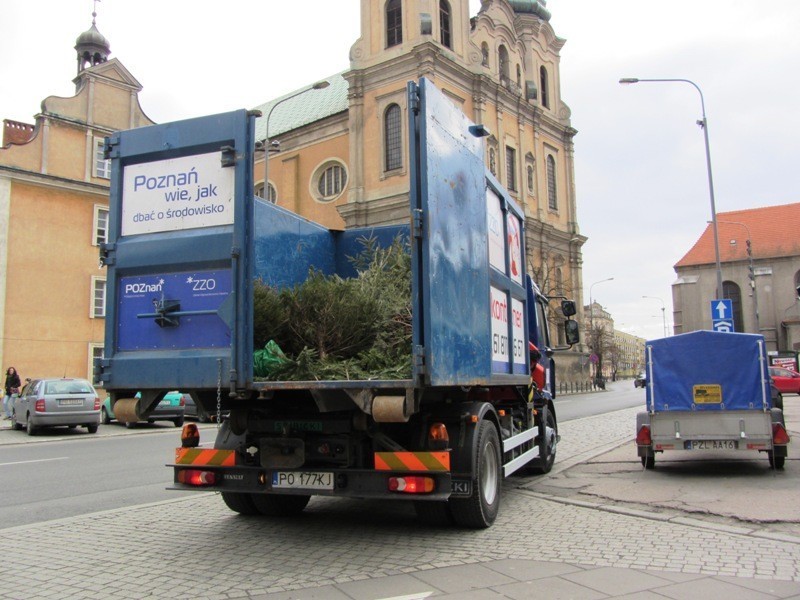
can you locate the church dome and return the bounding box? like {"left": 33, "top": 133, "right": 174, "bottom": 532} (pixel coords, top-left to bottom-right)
{"left": 75, "top": 14, "right": 110, "bottom": 73}
{"left": 507, "top": 0, "right": 551, "bottom": 21}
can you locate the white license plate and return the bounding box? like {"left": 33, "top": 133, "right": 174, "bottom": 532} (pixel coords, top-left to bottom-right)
{"left": 686, "top": 440, "right": 738, "bottom": 450}
{"left": 272, "top": 471, "right": 333, "bottom": 490}
{"left": 58, "top": 398, "right": 84, "bottom": 406}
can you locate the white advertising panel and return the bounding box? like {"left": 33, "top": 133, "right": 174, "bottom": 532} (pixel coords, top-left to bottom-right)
{"left": 487, "top": 189, "right": 505, "bottom": 273}
{"left": 511, "top": 297, "right": 526, "bottom": 369}
{"left": 121, "top": 152, "right": 235, "bottom": 236}
{"left": 507, "top": 213, "right": 523, "bottom": 285}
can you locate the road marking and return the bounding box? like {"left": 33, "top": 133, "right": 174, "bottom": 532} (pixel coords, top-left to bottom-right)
{"left": 0, "top": 457, "right": 69, "bottom": 467}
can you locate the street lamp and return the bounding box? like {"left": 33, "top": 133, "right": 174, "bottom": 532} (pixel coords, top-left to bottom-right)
{"left": 642, "top": 295, "right": 668, "bottom": 338}
{"left": 619, "top": 77, "right": 723, "bottom": 299}
{"left": 589, "top": 277, "right": 614, "bottom": 379}
{"left": 260, "top": 80, "right": 330, "bottom": 202}
{"left": 714, "top": 219, "right": 760, "bottom": 333}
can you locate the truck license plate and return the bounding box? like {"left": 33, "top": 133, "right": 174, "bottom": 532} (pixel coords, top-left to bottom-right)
{"left": 686, "top": 440, "right": 738, "bottom": 450}
{"left": 272, "top": 471, "right": 333, "bottom": 490}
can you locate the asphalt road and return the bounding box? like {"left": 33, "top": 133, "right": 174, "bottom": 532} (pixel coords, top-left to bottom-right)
{"left": 0, "top": 383, "right": 636, "bottom": 530}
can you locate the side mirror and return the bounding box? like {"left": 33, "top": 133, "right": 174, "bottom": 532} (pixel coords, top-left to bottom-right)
{"left": 564, "top": 319, "right": 580, "bottom": 346}
{"left": 561, "top": 300, "right": 577, "bottom": 317}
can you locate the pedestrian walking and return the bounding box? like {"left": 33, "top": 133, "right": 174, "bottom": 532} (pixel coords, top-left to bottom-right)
{"left": 3, "top": 366, "right": 21, "bottom": 419}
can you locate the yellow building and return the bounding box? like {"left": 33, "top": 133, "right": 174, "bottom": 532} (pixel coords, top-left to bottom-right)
{"left": 0, "top": 15, "right": 153, "bottom": 383}
{"left": 1, "top": 0, "right": 587, "bottom": 384}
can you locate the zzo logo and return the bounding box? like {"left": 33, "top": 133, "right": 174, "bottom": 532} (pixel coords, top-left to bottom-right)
{"left": 186, "top": 276, "right": 216, "bottom": 291}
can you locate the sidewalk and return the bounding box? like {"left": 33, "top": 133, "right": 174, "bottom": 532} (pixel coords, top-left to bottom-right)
{"left": 1, "top": 399, "right": 798, "bottom": 599}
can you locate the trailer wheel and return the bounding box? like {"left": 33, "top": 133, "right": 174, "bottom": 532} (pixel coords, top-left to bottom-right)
{"left": 414, "top": 501, "right": 454, "bottom": 526}
{"left": 221, "top": 492, "right": 260, "bottom": 515}
{"left": 529, "top": 409, "right": 557, "bottom": 475}
{"left": 641, "top": 455, "right": 655, "bottom": 470}
{"left": 768, "top": 452, "right": 785, "bottom": 470}
{"left": 251, "top": 494, "right": 310, "bottom": 517}
{"left": 450, "top": 420, "right": 501, "bottom": 529}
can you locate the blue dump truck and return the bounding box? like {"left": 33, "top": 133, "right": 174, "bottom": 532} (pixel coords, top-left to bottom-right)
{"left": 635, "top": 330, "right": 790, "bottom": 469}
{"left": 97, "top": 79, "right": 579, "bottom": 528}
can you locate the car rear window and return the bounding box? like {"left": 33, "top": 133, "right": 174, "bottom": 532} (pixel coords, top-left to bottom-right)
{"left": 45, "top": 380, "right": 94, "bottom": 394}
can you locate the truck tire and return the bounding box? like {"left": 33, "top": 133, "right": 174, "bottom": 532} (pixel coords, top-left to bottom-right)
{"left": 221, "top": 492, "right": 260, "bottom": 515}
{"left": 529, "top": 409, "right": 557, "bottom": 475}
{"left": 450, "top": 420, "right": 501, "bottom": 529}
{"left": 414, "top": 501, "right": 454, "bottom": 526}
{"left": 250, "top": 494, "right": 310, "bottom": 517}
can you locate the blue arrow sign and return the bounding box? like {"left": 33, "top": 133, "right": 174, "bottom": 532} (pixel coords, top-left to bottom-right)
{"left": 711, "top": 299, "right": 732, "bottom": 321}
{"left": 712, "top": 319, "right": 734, "bottom": 333}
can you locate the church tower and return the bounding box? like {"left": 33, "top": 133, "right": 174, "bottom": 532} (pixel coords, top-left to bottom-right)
{"left": 75, "top": 9, "right": 111, "bottom": 75}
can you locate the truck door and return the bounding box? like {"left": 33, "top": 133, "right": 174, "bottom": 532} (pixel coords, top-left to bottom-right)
{"left": 97, "top": 110, "right": 257, "bottom": 395}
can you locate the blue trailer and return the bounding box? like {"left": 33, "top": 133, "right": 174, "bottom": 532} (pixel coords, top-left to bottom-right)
{"left": 97, "top": 79, "right": 579, "bottom": 528}
{"left": 635, "top": 330, "right": 790, "bottom": 469}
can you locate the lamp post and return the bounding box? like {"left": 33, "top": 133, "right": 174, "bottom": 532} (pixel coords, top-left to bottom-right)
{"left": 619, "top": 77, "right": 723, "bottom": 299}
{"left": 715, "top": 219, "right": 760, "bottom": 333}
{"left": 642, "top": 295, "right": 668, "bottom": 338}
{"left": 589, "top": 277, "right": 614, "bottom": 380}
{"left": 260, "top": 80, "right": 330, "bottom": 201}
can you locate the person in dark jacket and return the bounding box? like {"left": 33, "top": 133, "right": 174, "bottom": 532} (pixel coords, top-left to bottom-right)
{"left": 3, "top": 366, "right": 21, "bottom": 419}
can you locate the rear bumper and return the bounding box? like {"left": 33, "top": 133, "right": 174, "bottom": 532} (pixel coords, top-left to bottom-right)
{"left": 31, "top": 411, "right": 101, "bottom": 427}
{"left": 169, "top": 464, "right": 455, "bottom": 501}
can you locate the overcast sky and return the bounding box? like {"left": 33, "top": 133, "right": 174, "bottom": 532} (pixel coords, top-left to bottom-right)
{"left": 2, "top": 0, "right": 798, "bottom": 341}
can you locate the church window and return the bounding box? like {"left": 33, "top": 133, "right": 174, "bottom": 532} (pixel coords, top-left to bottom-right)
{"left": 481, "top": 42, "right": 489, "bottom": 66}
{"left": 387, "top": 0, "right": 403, "bottom": 48}
{"left": 547, "top": 155, "right": 557, "bottom": 210}
{"left": 499, "top": 45, "right": 510, "bottom": 82}
{"left": 439, "top": 1, "right": 452, "bottom": 49}
{"left": 314, "top": 161, "right": 348, "bottom": 202}
{"left": 540, "top": 66, "right": 550, "bottom": 109}
{"left": 505, "top": 146, "right": 517, "bottom": 192}
{"left": 94, "top": 137, "right": 110, "bottom": 179}
{"left": 384, "top": 104, "right": 402, "bottom": 171}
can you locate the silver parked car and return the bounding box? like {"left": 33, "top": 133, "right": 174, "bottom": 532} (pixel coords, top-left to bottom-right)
{"left": 12, "top": 378, "right": 101, "bottom": 436}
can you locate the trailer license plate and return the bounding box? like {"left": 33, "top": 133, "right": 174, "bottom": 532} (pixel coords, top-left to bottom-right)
{"left": 686, "top": 440, "right": 738, "bottom": 450}
{"left": 272, "top": 471, "right": 333, "bottom": 490}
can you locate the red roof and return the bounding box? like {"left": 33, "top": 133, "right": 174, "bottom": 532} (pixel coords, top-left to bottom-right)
{"left": 675, "top": 202, "right": 800, "bottom": 268}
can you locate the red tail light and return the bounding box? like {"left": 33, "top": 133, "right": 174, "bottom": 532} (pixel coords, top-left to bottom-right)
{"left": 388, "top": 476, "right": 435, "bottom": 494}
{"left": 35, "top": 399, "right": 46, "bottom": 412}
{"left": 177, "top": 469, "right": 216, "bottom": 486}
{"left": 773, "top": 423, "right": 791, "bottom": 445}
{"left": 636, "top": 425, "right": 652, "bottom": 446}
{"left": 93, "top": 397, "right": 100, "bottom": 410}
{"left": 179, "top": 395, "right": 186, "bottom": 407}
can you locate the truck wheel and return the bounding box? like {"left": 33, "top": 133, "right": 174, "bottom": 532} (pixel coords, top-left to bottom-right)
{"left": 768, "top": 452, "right": 785, "bottom": 470}
{"left": 221, "top": 491, "right": 261, "bottom": 515}
{"left": 641, "top": 455, "right": 655, "bottom": 470}
{"left": 414, "top": 501, "right": 454, "bottom": 526}
{"left": 450, "top": 420, "right": 501, "bottom": 529}
{"left": 529, "top": 409, "right": 557, "bottom": 475}
{"left": 250, "top": 494, "right": 310, "bottom": 517}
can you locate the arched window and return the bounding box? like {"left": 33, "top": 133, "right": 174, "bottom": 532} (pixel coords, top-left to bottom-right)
{"left": 386, "top": 0, "right": 403, "bottom": 48}
{"left": 439, "top": 0, "right": 451, "bottom": 48}
{"left": 489, "top": 148, "right": 496, "bottom": 175}
{"left": 314, "top": 162, "right": 348, "bottom": 202}
{"left": 481, "top": 42, "right": 489, "bottom": 67}
{"left": 384, "top": 103, "right": 402, "bottom": 171}
{"left": 255, "top": 183, "right": 278, "bottom": 203}
{"left": 546, "top": 155, "right": 557, "bottom": 210}
{"left": 516, "top": 64, "right": 522, "bottom": 88}
{"left": 539, "top": 66, "right": 549, "bottom": 109}
{"left": 723, "top": 281, "right": 744, "bottom": 332}
{"left": 498, "top": 45, "right": 509, "bottom": 82}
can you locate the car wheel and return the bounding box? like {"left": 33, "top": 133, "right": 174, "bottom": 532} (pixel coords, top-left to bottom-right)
{"left": 174, "top": 417, "right": 184, "bottom": 428}
{"left": 87, "top": 424, "right": 98, "bottom": 434}
{"left": 12, "top": 411, "right": 23, "bottom": 431}
{"left": 101, "top": 407, "right": 111, "bottom": 425}
{"left": 26, "top": 415, "right": 37, "bottom": 436}
{"left": 125, "top": 421, "right": 137, "bottom": 429}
